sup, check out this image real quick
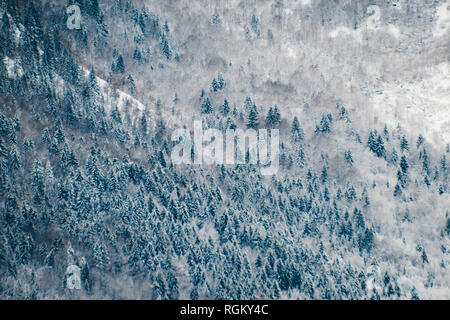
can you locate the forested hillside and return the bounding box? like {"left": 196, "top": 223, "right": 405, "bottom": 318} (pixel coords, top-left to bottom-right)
{"left": 0, "top": 0, "right": 449, "bottom": 299}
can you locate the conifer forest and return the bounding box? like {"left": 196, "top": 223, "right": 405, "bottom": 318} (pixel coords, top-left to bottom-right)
{"left": 0, "top": 0, "right": 449, "bottom": 299}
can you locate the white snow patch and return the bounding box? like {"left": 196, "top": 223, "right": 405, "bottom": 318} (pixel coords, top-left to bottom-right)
{"left": 65, "top": 265, "right": 81, "bottom": 290}
{"left": 328, "top": 26, "right": 361, "bottom": 41}
{"left": 81, "top": 67, "right": 152, "bottom": 120}
{"left": 299, "top": 0, "right": 312, "bottom": 6}
{"left": 116, "top": 90, "right": 146, "bottom": 113}
{"left": 3, "top": 56, "right": 23, "bottom": 79}
{"left": 14, "top": 26, "right": 21, "bottom": 45}
{"left": 387, "top": 24, "right": 401, "bottom": 38}
{"left": 329, "top": 4, "right": 401, "bottom": 41}
{"left": 329, "top": 24, "right": 401, "bottom": 41}
{"left": 197, "top": 220, "right": 219, "bottom": 242}
{"left": 286, "top": 45, "right": 298, "bottom": 59}
{"left": 372, "top": 62, "right": 450, "bottom": 148}
{"left": 433, "top": 1, "right": 450, "bottom": 38}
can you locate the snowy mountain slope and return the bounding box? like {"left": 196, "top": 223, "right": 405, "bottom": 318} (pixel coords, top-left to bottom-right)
{"left": 0, "top": 0, "right": 448, "bottom": 300}
{"left": 372, "top": 62, "right": 450, "bottom": 149}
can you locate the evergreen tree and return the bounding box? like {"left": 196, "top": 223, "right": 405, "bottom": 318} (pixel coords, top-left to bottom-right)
{"left": 140, "top": 113, "right": 148, "bottom": 136}
{"left": 390, "top": 149, "right": 398, "bottom": 164}
{"left": 127, "top": 74, "right": 136, "bottom": 96}
{"left": 416, "top": 134, "right": 424, "bottom": 148}
{"left": 32, "top": 160, "right": 45, "bottom": 206}
{"left": 265, "top": 107, "right": 274, "bottom": 128}
{"left": 0, "top": 12, "right": 13, "bottom": 56}
{"left": 201, "top": 97, "right": 213, "bottom": 114}
{"left": 80, "top": 257, "right": 91, "bottom": 294}
{"left": 217, "top": 74, "right": 225, "bottom": 90}
{"left": 88, "top": 67, "right": 100, "bottom": 98}
{"left": 94, "top": 241, "right": 110, "bottom": 270}
{"left": 222, "top": 99, "right": 230, "bottom": 115}
{"left": 247, "top": 105, "right": 259, "bottom": 129}
{"left": 273, "top": 106, "right": 281, "bottom": 127}
{"left": 400, "top": 135, "right": 409, "bottom": 152}
{"left": 393, "top": 184, "right": 402, "bottom": 197}
{"left": 291, "top": 116, "right": 304, "bottom": 143}
{"left": 114, "top": 54, "right": 125, "bottom": 74}
{"left": 383, "top": 125, "right": 389, "bottom": 141}
{"left": 422, "top": 148, "right": 430, "bottom": 176}
{"left": 243, "top": 96, "right": 252, "bottom": 112}
{"left": 375, "top": 135, "right": 386, "bottom": 158}
{"left": 133, "top": 47, "right": 142, "bottom": 61}
{"left": 441, "top": 155, "right": 447, "bottom": 175}
{"left": 160, "top": 33, "right": 171, "bottom": 60}
{"left": 345, "top": 150, "right": 353, "bottom": 166}
{"left": 111, "top": 106, "right": 122, "bottom": 124}
{"left": 265, "top": 105, "right": 281, "bottom": 128}
{"left": 211, "top": 10, "right": 221, "bottom": 25}
{"left": 321, "top": 164, "right": 328, "bottom": 183}
{"left": 400, "top": 155, "right": 408, "bottom": 174}
{"left": 368, "top": 130, "right": 385, "bottom": 158}
{"left": 315, "top": 114, "right": 332, "bottom": 134}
